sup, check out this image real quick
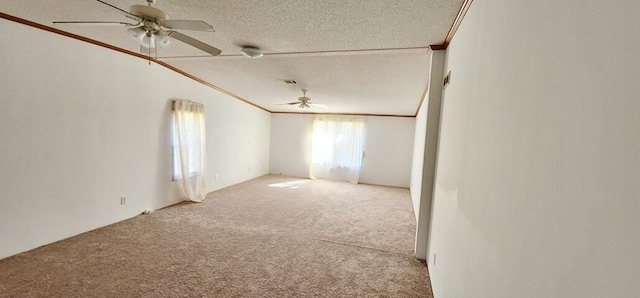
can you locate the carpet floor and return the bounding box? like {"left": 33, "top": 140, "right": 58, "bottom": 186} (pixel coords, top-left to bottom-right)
{"left": 0, "top": 175, "right": 432, "bottom": 297}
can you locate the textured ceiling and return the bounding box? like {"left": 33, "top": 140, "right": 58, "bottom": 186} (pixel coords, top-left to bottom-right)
{"left": 0, "top": 0, "right": 464, "bottom": 115}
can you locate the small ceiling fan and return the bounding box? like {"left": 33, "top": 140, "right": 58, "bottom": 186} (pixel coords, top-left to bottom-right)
{"left": 53, "top": 0, "right": 221, "bottom": 56}
{"left": 279, "top": 90, "right": 328, "bottom": 110}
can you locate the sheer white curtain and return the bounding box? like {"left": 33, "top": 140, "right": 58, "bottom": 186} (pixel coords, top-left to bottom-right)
{"left": 310, "top": 116, "right": 365, "bottom": 184}
{"left": 173, "top": 100, "right": 207, "bottom": 202}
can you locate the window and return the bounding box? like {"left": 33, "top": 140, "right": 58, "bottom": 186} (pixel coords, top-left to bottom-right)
{"left": 311, "top": 116, "right": 365, "bottom": 183}
{"left": 172, "top": 100, "right": 207, "bottom": 202}
{"left": 172, "top": 111, "right": 203, "bottom": 179}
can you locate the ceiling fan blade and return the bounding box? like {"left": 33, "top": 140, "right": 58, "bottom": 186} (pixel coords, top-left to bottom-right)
{"left": 52, "top": 21, "right": 135, "bottom": 27}
{"left": 277, "top": 102, "right": 301, "bottom": 106}
{"left": 310, "top": 103, "right": 329, "bottom": 109}
{"left": 95, "top": 0, "right": 142, "bottom": 21}
{"left": 160, "top": 20, "right": 215, "bottom": 32}
{"left": 169, "top": 31, "right": 221, "bottom": 56}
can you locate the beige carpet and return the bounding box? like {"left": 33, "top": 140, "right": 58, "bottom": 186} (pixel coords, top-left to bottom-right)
{"left": 0, "top": 175, "right": 432, "bottom": 297}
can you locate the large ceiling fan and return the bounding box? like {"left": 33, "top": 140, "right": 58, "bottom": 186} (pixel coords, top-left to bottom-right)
{"left": 279, "top": 90, "right": 328, "bottom": 110}
{"left": 53, "top": 0, "right": 221, "bottom": 56}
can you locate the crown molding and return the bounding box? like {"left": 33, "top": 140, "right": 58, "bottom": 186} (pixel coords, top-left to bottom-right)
{"left": 444, "top": 0, "right": 475, "bottom": 47}
{"left": 271, "top": 111, "right": 415, "bottom": 118}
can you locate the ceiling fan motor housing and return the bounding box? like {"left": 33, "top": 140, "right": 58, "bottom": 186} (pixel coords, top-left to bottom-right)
{"left": 129, "top": 5, "right": 167, "bottom": 20}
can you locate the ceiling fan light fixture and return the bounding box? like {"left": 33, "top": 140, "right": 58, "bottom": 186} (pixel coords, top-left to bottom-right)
{"left": 156, "top": 31, "right": 171, "bottom": 47}
{"left": 139, "top": 33, "right": 156, "bottom": 48}
{"left": 241, "top": 46, "right": 263, "bottom": 59}
{"left": 127, "top": 27, "right": 146, "bottom": 41}
{"left": 298, "top": 102, "right": 310, "bottom": 109}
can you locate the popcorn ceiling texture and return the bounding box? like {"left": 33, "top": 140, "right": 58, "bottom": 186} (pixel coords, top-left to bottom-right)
{"left": 0, "top": 0, "right": 462, "bottom": 54}
{"left": 0, "top": 0, "right": 464, "bottom": 115}
{"left": 0, "top": 175, "right": 432, "bottom": 297}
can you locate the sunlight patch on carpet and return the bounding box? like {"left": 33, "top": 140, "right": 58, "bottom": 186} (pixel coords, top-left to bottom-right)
{"left": 268, "top": 180, "right": 309, "bottom": 189}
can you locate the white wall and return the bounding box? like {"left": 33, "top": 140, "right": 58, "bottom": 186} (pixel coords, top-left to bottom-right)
{"left": 359, "top": 116, "right": 415, "bottom": 187}
{"left": 410, "top": 99, "right": 428, "bottom": 222}
{"left": 427, "top": 0, "right": 640, "bottom": 297}
{"left": 270, "top": 114, "right": 415, "bottom": 187}
{"left": 0, "top": 19, "right": 270, "bottom": 259}
{"left": 411, "top": 50, "right": 445, "bottom": 260}
{"left": 269, "top": 114, "right": 313, "bottom": 178}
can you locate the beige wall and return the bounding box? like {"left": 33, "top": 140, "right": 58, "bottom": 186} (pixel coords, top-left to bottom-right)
{"left": 427, "top": 0, "right": 640, "bottom": 297}
{"left": 0, "top": 18, "right": 270, "bottom": 259}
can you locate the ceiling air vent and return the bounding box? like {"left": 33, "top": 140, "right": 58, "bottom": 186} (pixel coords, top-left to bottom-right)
{"left": 280, "top": 79, "right": 297, "bottom": 85}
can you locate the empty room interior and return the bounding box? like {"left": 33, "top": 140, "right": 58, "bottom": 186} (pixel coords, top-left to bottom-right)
{"left": 1, "top": 0, "right": 639, "bottom": 297}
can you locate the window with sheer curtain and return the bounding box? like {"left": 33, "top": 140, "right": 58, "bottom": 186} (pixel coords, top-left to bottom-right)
{"left": 310, "top": 116, "right": 365, "bottom": 184}
{"left": 172, "top": 100, "right": 207, "bottom": 202}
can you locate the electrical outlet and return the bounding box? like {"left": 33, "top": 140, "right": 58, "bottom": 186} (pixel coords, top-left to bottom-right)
{"left": 120, "top": 197, "right": 127, "bottom": 205}
{"left": 433, "top": 254, "right": 437, "bottom": 266}
{"left": 215, "top": 174, "right": 219, "bottom": 180}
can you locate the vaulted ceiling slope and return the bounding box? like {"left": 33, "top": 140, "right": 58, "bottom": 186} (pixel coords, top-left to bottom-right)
{"left": 0, "top": 0, "right": 465, "bottom": 116}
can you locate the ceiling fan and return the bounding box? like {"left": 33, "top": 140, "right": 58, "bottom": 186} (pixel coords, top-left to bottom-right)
{"left": 53, "top": 0, "right": 221, "bottom": 56}
{"left": 279, "top": 90, "right": 328, "bottom": 110}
